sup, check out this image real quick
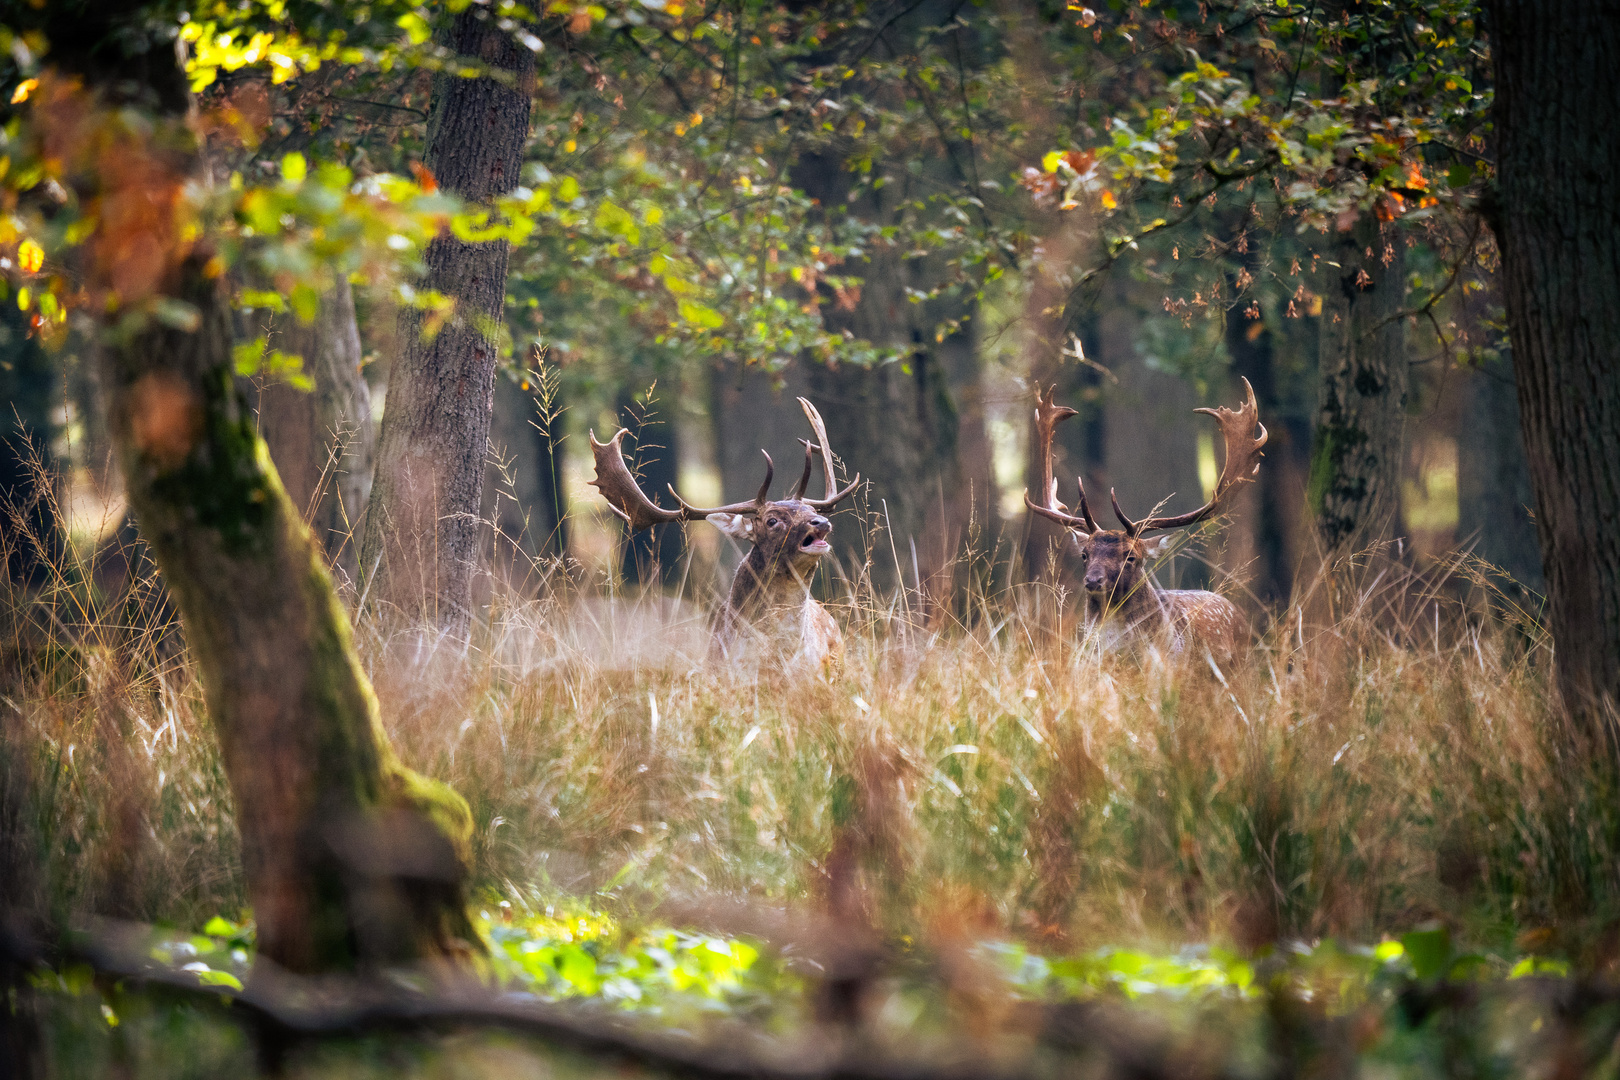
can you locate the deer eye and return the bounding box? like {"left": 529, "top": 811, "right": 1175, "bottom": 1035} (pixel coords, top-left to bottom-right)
{"left": 1079, "top": 551, "right": 1089, "bottom": 562}
{"left": 1126, "top": 554, "right": 1137, "bottom": 563}
{"left": 766, "top": 518, "right": 780, "bottom": 529}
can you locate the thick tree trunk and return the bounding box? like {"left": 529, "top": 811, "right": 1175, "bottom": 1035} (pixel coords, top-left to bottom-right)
{"left": 258, "top": 278, "right": 373, "bottom": 586}
{"left": 1456, "top": 350, "right": 1543, "bottom": 595}
{"left": 361, "top": 12, "right": 534, "bottom": 635}
{"left": 103, "top": 256, "right": 479, "bottom": 971}
{"left": 40, "top": 0, "right": 483, "bottom": 975}
{"left": 1489, "top": 0, "right": 1620, "bottom": 726}
{"left": 1310, "top": 218, "right": 1409, "bottom": 553}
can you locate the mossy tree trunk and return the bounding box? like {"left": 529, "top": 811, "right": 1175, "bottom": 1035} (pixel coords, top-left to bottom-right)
{"left": 41, "top": 0, "right": 481, "bottom": 971}
{"left": 1490, "top": 0, "right": 1620, "bottom": 730}
{"left": 103, "top": 256, "right": 479, "bottom": 971}
{"left": 360, "top": 11, "right": 535, "bottom": 635}
{"left": 1310, "top": 217, "right": 1409, "bottom": 553}
{"left": 258, "top": 278, "right": 374, "bottom": 587}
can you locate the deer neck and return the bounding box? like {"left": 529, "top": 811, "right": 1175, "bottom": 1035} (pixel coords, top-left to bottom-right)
{"left": 726, "top": 547, "right": 816, "bottom": 620}
{"left": 1086, "top": 576, "right": 1170, "bottom": 634}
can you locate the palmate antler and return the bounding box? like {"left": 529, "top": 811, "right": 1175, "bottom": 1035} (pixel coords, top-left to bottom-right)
{"left": 1023, "top": 378, "right": 1268, "bottom": 538}
{"left": 1023, "top": 384, "right": 1099, "bottom": 534}
{"left": 588, "top": 429, "right": 772, "bottom": 530}
{"left": 588, "top": 397, "right": 860, "bottom": 531}
{"left": 1110, "top": 376, "right": 1268, "bottom": 536}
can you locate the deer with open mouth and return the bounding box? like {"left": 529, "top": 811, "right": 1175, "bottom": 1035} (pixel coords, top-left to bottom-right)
{"left": 1025, "top": 379, "right": 1268, "bottom": 661}
{"left": 589, "top": 397, "right": 860, "bottom": 670}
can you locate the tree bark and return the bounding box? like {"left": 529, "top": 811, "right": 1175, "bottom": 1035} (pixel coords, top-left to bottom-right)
{"left": 1225, "top": 300, "right": 1311, "bottom": 608}
{"left": 42, "top": 0, "right": 483, "bottom": 972}
{"left": 1309, "top": 217, "right": 1409, "bottom": 553}
{"left": 487, "top": 373, "right": 568, "bottom": 565}
{"left": 614, "top": 386, "right": 683, "bottom": 586}
{"left": 258, "top": 278, "right": 373, "bottom": 587}
{"left": 1489, "top": 0, "right": 1620, "bottom": 726}
{"left": 1456, "top": 350, "right": 1543, "bottom": 595}
{"left": 360, "top": 11, "right": 534, "bottom": 635}
{"left": 103, "top": 256, "right": 479, "bottom": 971}
{"left": 0, "top": 303, "right": 60, "bottom": 588}
{"left": 790, "top": 153, "right": 985, "bottom": 602}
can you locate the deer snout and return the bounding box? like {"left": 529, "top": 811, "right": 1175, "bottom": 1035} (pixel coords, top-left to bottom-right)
{"left": 800, "top": 515, "right": 832, "bottom": 553}
{"left": 1084, "top": 568, "right": 1108, "bottom": 592}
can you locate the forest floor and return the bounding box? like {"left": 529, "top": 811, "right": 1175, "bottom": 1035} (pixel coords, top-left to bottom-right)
{"left": 9, "top": 531, "right": 1619, "bottom": 1077}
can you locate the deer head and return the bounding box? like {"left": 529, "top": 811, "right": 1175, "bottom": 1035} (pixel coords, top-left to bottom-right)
{"left": 589, "top": 397, "right": 860, "bottom": 604}
{"left": 1025, "top": 379, "right": 1267, "bottom": 610}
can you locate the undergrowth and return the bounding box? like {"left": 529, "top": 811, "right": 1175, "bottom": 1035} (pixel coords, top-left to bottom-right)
{"left": 3, "top": 478, "right": 1609, "bottom": 964}
{"left": 11, "top": 455, "right": 1620, "bottom": 1076}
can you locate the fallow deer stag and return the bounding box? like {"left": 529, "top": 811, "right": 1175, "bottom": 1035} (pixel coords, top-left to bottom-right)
{"left": 589, "top": 397, "right": 860, "bottom": 669}
{"left": 1025, "top": 379, "right": 1268, "bottom": 659}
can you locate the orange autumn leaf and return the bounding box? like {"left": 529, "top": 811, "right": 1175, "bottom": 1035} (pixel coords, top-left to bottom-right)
{"left": 410, "top": 161, "right": 438, "bottom": 193}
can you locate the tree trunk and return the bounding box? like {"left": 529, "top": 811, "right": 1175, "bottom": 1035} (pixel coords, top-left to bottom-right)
{"left": 1225, "top": 299, "right": 1311, "bottom": 608}
{"left": 1489, "top": 0, "right": 1620, "bottom": 727}
{"left": 258, "top": 278, "right": 373, "bottom": 587}
{"left": 614, "top": 386, "right": 683, "bottom": 586}
{"left": 1309, "top": 217, "right": 1409, "bottom": 553}
{"left": 1021, "top": 240, "right": 1099, "bottom": 586}
{"left": 1456, "top": 350, "right": 1543, "bottom": 595}
{"left": 790, "top": 152, "right": 984, "bottom": 603}
{"left": 103, "top": 255, "right": 479, "bottom": 971}
{"left": 39, "top": 0, "right": 482, "bottom": 971}
{"left": 487, "top": 373, "right": 568, "bottom": 566}
{"left": 360, "top": 12, "right": 534, "bottom": 635}
{"left": 0, "top": 303, "right": 60, "bottom": 588}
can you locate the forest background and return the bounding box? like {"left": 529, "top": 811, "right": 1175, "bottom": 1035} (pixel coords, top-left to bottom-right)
{"left": 2, "top": 0, "right": 1619, "bottom": 1076}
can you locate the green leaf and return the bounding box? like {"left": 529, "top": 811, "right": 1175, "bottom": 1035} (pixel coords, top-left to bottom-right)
{"left": 677, "top": 299, "right": 724, "bottom": 329}
{"left": 193, "top": 968, "right": 244, "bottom": 992}
{"left": 238, "top": 289, "right": 287, "bottom": 313}
{"left": 289, "top": 283, "right": 319, "bottom": 324}
{"left": 593, "top": 200, "right": 640, "bottom": 244}
{"left": 1400, "top": 925, "right": 1452, "bottom": 981}
{"left": 396, "top": 12, "right": 432, "bottom": 45}
{"left": 233, "top": 337, "right": 267, "bottom": 376}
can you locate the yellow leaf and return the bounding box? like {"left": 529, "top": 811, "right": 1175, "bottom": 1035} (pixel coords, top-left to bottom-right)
{"left": 10, "top": 78, "right": 38, "bottom": 104}
{"left": 1100, "top": 190, "right": 1117, "bottom": 209}
{"left": 17, "top": 240, "right": 43, "bottom": 274}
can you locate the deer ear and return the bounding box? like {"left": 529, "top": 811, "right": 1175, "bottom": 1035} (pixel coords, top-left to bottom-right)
{"left": 706, "top": 512, "right": 755, "bottom": 539}
{"left": 1142, "top": 534, "right": 1174, "bottom": 559}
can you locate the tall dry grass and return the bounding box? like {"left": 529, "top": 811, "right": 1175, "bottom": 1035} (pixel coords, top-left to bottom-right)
{"left": 5, "top": 455, "right": 1615, "bottom": 963}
